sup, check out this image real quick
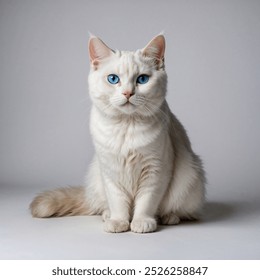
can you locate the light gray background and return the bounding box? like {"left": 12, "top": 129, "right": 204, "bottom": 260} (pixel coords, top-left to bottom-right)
{"left": 1, "top": 0, "right": 260, "bottom": 259}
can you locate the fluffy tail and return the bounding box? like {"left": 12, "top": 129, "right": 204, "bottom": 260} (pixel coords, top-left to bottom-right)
{"left": 30, "top": 186, "right": 89, "bottom": 218}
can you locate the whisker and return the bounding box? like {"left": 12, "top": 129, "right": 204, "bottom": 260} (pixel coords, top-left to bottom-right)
{"left": 102, "top": 103, "right": 113, "bottom": 115}
{"left": 143, "top": 101, "right": 168, "bottom": 122}
{"left": 140, "top": 100, "right": 176, "bottom": 135}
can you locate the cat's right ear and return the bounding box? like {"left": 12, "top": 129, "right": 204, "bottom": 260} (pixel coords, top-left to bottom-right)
{"left": 88, "top": 36, "right": 114, "bottom": 69}
{"left": 142, "top": 34, "right": 165, "bottom": 69}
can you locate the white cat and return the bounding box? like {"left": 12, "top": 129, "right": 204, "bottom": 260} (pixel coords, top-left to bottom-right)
{"left": 30, "top": 34, "right": 206, "bottom": 233}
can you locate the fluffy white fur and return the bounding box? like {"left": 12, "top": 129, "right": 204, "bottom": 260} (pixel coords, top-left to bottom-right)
{"left": 30, "top": 35, "right": 205, "bottom": 233}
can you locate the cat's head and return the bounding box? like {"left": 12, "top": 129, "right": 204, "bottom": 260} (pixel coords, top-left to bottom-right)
{"left": 88, "top": 34, "right": 167, "bottom": 117}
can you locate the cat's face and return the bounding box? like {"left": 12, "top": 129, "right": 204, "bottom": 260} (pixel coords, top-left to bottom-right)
{"left": 88, "top": 35, "right": 167, "bottom": 117}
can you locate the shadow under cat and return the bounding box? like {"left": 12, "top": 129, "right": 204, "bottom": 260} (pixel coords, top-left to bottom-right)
{"left": 158, "top": 199, "right": 260, "bottom": 229}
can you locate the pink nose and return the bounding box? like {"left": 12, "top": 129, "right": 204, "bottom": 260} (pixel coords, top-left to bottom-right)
{"left": 122, "top": 91, "right": 134, "bottom": 99}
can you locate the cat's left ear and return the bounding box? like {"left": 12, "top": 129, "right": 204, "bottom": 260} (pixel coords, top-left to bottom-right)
{"left": 88, "top": 35, "right": 114, "bottom": 69}
{"left": 142, "top": 34, "right": 165, "bottom": 68}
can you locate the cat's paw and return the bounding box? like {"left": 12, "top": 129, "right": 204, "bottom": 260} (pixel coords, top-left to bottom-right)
{"left": 104, "top": 219, "right": 130, "bottom": 233}
{"left": 160, "top": 213, "right": 180, "bottom": 225}
{"left": 131, "top": 218, "right": 157, "bottom": 233}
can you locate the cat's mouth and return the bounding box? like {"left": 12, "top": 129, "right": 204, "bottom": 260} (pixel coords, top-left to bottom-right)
{"left": 125, "top": 100, "right": 134, "bottom": 105}
{"left": 119, "top": 98, "right": 135, "bottom": 106}
{"left": 110, "top": 95, "right": 144, "bottom": 115}
{"left": 122, "top": 101, "right": 135, "bottom": 108}
{"left": 117, "top": 100, "right": 138, "bottom": 114}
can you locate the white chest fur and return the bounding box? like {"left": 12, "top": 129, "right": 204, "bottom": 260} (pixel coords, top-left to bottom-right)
{"left": 90, "top": 106, "right": 166, "bottom": 155}
{"left": 89, "top": 106, "right": 173, "bottom": 192}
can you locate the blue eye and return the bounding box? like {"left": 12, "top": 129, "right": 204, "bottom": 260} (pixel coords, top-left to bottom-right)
{"left": 136, "top": 74, "right": 149, "bottom": 84}
{"left": 107, "top": 74, "right": 120, "bottom": 84}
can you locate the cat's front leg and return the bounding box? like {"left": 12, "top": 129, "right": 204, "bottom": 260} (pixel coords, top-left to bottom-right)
{"left": 131, "top": 193, "right": 158, "bottom": 233}
{"left": 102, "top": 175, "right": 131, "bottom": 233}
{"left": 131, "top": 180, "right": 169, "bottom": 233}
